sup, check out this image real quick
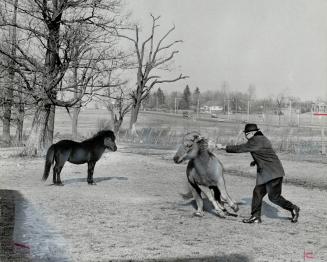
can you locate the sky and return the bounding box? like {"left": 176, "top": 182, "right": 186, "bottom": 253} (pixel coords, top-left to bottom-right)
{"left": 124, "top": 0, "right": 327, "bottom": 101}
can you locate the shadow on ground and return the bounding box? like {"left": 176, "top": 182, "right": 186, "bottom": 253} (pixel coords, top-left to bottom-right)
{"left": 177, "top": 196, "right": 290, "bottom": 221}
{"left": 241, "top": 197, "right": 290, "bottom": 220}
{"left": 0, "top": 189, "right": 70, "bottom": 262}
{"left": 113, "top": 253, "right": 251, "bottom": 261}
{"left": 0, "top": 190, "right": 31, "bottom": 262}
{"left": 50, "top": 176, "right": 128, "bottom": 185}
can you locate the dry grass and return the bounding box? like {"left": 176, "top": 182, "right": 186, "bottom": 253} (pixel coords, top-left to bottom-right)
{"left": 1, "top": 108, "right": 326, "bottom": 156}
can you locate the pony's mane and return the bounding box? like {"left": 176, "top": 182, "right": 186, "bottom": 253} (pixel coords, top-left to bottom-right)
{"left": 83, "top": 130, "right": 114, "bottom": 143}
{"left": 93, "top": 130, "right": 114, "bottom": 138}
{"left": 197, "top": 138, "right": 209, "bottom": 152}
{"left": 184, "top": 133, "right": 209, "bottom": 153}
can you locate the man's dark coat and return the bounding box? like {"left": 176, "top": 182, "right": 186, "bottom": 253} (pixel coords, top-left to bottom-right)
{"left": 226, "top": 132, "right": 285, "bottom": 185}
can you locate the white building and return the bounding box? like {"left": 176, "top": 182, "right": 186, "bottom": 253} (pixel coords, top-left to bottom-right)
{"left": 201, "top": 105, "right": 223, "bottom": 113}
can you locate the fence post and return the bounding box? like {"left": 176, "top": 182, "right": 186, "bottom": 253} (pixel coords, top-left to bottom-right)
{"left": 322, "top": 126, "right": 326, "bottom": 155}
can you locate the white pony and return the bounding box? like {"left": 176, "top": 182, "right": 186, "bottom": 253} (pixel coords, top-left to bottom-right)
{"left": 173, "top": 132, "right": 239, "bottom": 217}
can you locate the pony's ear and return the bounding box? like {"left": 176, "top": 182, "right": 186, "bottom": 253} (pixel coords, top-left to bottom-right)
{"left": 183, "top": 131, "right": 201, "bottom": 142}
{"left": 194, "top": 135, "right": 204, "bottom": 143}
{"left": 192, "top": 135, "right": 199, "bottom": 141}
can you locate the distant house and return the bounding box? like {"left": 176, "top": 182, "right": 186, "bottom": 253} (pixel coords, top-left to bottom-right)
{"left": 201, "top": 105, "right": 223, "bottom": 113}
{"left": 312, "top": 102, "right": 327, "bottom": 114}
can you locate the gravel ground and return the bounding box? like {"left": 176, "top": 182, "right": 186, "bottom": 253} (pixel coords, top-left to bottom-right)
{"left": 0, "top": 145, "right": 327, "bottom": 261}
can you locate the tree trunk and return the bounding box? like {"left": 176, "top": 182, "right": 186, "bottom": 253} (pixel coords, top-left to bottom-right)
{"left": 15, "top": 81, "right": 25, "bottom": 144}
{"left": 23, "top": 104, "right": 54, "bottom": 156}
{"left": 71, "top": 46, "right": 80, "bottom": 141}
{"left": 45, "top": 104, "right": 55, "bottom": 148}
{"left": 2, "top": 0, "right": 18, "bottom": 144}
{"left": 129, "top": 100, "right": 141, "bottom": 132}
{"left": 72, "top": 107, "right": 80, "bottom": 140}
{"left": 15, "top": 101, "right": 24, "bottom": 144}
{"left": 2, "top": 96, "right": 13, "bottom": 144}
{"left": 113, "top": 116, "right": 123, "bottom": 134}
{"left": 21, "top": 1, "right": 61, "bottom": 155}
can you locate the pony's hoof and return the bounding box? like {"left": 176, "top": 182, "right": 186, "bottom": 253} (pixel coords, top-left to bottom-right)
{"left": 231, "top": 204, "right": 239, "bottom": 213}
{"left": 55, "top": 182, "right": 64, "bottom": 186}
{"left": 224, "top": 210, "right": 238, "bottom": 217}
{"left": 193, "top": 211, "right": 204, "bottom": 217}
{"left": 88, "top": 181, "right": 97, "bottom": 185}
{"left": 214, "top": 210, "right": 226, "bottom": 218}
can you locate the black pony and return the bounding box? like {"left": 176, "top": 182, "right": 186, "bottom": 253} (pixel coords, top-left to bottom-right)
{"left": 42, "top": 130, "right": 117, "bottom": 185}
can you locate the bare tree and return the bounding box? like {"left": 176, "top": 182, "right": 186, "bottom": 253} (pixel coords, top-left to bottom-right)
{"left": 104, "top": 85, "right": 132, "bottom": 133}
{"left": 1, "top": 0, "right": 18, "bottom": 144}
{"left": 93, "top": 57, "right": 132, "bottom": 134}
{"left": 116, "top": 15, "right": 188, "bottom": 132}
{"left": 0, "top": 0, "right": 123, "bottom": 155}
{"left": 248, "top": 84, "right": 256, "bottom": 100}
{"left": 275, "top": 94, "right": 285, "bottom": 126}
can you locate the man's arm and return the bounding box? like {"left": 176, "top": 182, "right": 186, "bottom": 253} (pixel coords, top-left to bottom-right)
{"left": 217, "top": 139, "right": 262, "bottom": 153}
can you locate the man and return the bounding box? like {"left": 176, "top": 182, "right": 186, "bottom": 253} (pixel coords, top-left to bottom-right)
{"left": 216, "top": 123, "right": 300, "bottom": 224}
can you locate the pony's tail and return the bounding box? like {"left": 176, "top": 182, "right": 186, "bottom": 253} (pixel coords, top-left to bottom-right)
{"left": 42, "top": 145, "right": 55, "bottom": 181}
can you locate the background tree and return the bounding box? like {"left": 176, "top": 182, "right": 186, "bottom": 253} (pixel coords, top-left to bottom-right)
{"left": 0, "top": 0, "right": 123, "bottom": 155}
{"left": 193, "top": 86, "right": 200, "bottom": 114}
{"left": 1, "top": 0, "right": 18, "bottom": 144}
{"left": 68, "top": 27, "right": 128, "bottom": 140}
{"left": 179, "top": 85, "right": 191, "bottom": 110}
{"left": 156, "top": 87, "right": 165, "bottom": 108}
{"left": 275, "top": 94, "right": 285, "bottom": 126}
{"left": 142, "top": 92, "right": 155, "bottom": 109}
{"left": 221, "top": 81, "right": 230, "bottom": 114}
{"left": 116, "top": 14, "right": 188, "bottom": 133}
{"left": 167, "top": 91, "right": 179, "bottom": 111}
{"left": 248, "top": 84, "right": 256, "bottom": 100}
{"left": 104, "top": 85, "right": 132, "bottom": 133}
{"left": 192, "top": 87, "right": 200, "bottom": 106}
{"left": 98, "top": 57, "right": 131, "bottom": 134}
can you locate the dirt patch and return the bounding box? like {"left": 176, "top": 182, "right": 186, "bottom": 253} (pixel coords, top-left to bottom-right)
{"left": 0, "top": 146, "right": 327, "bottom": 261}
{"left": 119, "top": 144, "right": 327, "bottom": 190}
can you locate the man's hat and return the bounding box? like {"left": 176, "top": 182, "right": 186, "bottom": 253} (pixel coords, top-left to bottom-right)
{"left": 243, "top": 123, "right": 259, "bottom": 133}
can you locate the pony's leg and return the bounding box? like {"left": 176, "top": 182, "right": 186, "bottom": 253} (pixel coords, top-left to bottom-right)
{"left": 189, "top": 184, "right": 204, "bottom": 217}
{"left": 52, "top": 166, "right": 57, "bottom": 184}
{"left": 53, "top": 150, "right": 69, "bottom": 186}
{"left": 210, "top": 186, "right": 223, "bottom": 205}
{"left": 87, "top": 161, "right": 96, "bottom": 185}
{"left": 216, "top": 174, "right": 239, "bottom": 212}
{"left": 198, "top": 185, "right": 226, "bottom": 218}
{"left": 53, "top": 165, "right": 64, "bottom": 186}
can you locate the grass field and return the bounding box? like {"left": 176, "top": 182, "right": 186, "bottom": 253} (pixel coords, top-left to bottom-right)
{"left": 1, "top": 107, "right": 327, "bottom": 155}
{"left": 50, "top": 108, "right": 327, "bottom": 155}
{"left": 1, "top": 145, "right": 327, "bottom": 261}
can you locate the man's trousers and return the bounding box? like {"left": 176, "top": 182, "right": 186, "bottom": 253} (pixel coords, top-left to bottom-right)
{"left": 251, "top": 177, "right": 294, "bottom": 217}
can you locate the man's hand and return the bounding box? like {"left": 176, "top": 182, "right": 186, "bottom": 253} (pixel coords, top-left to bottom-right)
{"left": 216, "top": 144, "right": 226, "bottom": 150}
{"left": 250, "top": 161, "right": 256, "bottom": 167}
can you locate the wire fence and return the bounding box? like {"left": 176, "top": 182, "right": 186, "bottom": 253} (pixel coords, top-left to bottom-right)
{"left": 117, "top": 126, "right": 327, "bottom": 155}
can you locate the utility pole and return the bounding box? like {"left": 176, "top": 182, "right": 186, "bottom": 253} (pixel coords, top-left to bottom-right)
{"left": 321, "top": 117, "right": 326, "bottom": 155}
{"left": 247, "top": 100, "right": 251, "bottom": 121}
{"left": 227, "top": 99, "right": 230, "bottom": 120}
{"left": 235, "top": 99, "right": 238, "bottom": 114}
{"left": 289, "top": 99, "right": 292, "bottom": 124}
{"left": 196, "top": 97, "right": 200, "bottom": 119}
{"left": 174, "top": 97, "right": 181, "bottom": 114}
{"left": 297, "top": 106, "right": 300, "bottom": 127}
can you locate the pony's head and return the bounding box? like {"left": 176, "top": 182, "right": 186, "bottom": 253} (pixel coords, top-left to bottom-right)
{"left": 96, "top": 130, "right": 117, "bottom": 152}
{"left": 173, "top": 132, "right": 208, "bottom": 164}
